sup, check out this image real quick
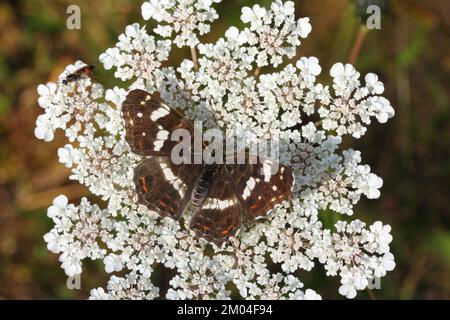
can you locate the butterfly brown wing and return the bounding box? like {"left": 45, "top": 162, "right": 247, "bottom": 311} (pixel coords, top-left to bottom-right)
{"left": 190, "top": 166, "right": 241, "bottom": 246}
{"left": 123, "top": 89, "right": 195, "bottom": 156}
{"left": 229, "top": 156, "right": 294, "bottom": 219}
{"left": 134, "top": 157, "right": 204, "bottom": 220}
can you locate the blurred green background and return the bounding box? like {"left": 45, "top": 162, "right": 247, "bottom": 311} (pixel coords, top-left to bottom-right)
{"left": 0, "top": 0, "right": 449, "bottom": 299}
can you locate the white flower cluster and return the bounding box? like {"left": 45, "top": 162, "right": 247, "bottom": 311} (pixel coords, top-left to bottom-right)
{"left": 320, "top": 63, "right": 394, "bottom": 138}
{"left": 36, "top": 0, "right": 395, "bottom": 299}
{"left": 44, "top": 195, "right": 107, "bottom": 277}
{"left": 100, "top": 24, "right": 171, "bottom": 85}
{"left": 141, "top": 0, "right": 221, "bottom": 47}
{"left": 320, "top": 220, "right": 395, "bottom": 299}
{"left": 240, "top": 1, "right": 312, "bottom": 67}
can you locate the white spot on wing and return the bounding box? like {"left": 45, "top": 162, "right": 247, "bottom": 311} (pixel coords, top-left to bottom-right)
{"left": 153, "top": 140, "right": 164, "bottom": 151}
{"left": 159, "top": 162, "right": 187, "bottom": 197}
{"left": 153, "top": 130, "right": 169, "bottom": 151}
{"left": 150, "top": 107, "right": 170, "bottom": 121}
{"left": 262, "top": 160, "right": 273, "bottom": 182}
{"left": 156, "top": 130, "right": 169, "bottom": 140}
{"left": 242, "top": 177, "right": 257, "bottom": 200}
{"left": 202, "top": 198, "right": 237, "bottom": 210}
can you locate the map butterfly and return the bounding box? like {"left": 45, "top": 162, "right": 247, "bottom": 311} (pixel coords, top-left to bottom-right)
{"left": 122, "top": 89, "right": 294, "bottom": 246}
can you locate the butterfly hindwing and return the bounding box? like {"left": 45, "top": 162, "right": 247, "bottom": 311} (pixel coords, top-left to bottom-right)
{"left": 123, "top": 89, "right": 194, "bottom": 156}
{"left": 134, "top": 157, "right": 204, "bottom": 220}
{"left": 190, "top": 166, "right": 241, "bottom": 246}
{"left": 229, "top": 156, "right": 294, "bottom": 219}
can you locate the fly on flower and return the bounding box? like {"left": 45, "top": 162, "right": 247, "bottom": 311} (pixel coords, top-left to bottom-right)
{"left": 62, "top": 64, "right": 95, "bottom": 85}
{"left": 122, "top": 89, "right": 294, "bottom": 246}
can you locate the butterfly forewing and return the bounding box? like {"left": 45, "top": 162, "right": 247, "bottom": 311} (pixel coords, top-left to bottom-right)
{"left": 190, "top": 166, "right": 241, "bottom": 246}
{"left": 229, "top": 156, "right": 294, "bottom": 219}
{"left": 134, "top": 157, "right": 204, "bottom": 220}
{"left": 123, "top": 89, "right": 195, "bottom": 156}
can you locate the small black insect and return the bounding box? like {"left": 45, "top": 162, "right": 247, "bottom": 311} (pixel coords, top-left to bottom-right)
{"left": 62, "top": 64, "right": 95, "bottom": 85}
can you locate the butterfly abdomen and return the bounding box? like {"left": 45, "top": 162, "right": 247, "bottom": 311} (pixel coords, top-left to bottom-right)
{"left": 190, "top": 165, "right": 216, "bottom": 210}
